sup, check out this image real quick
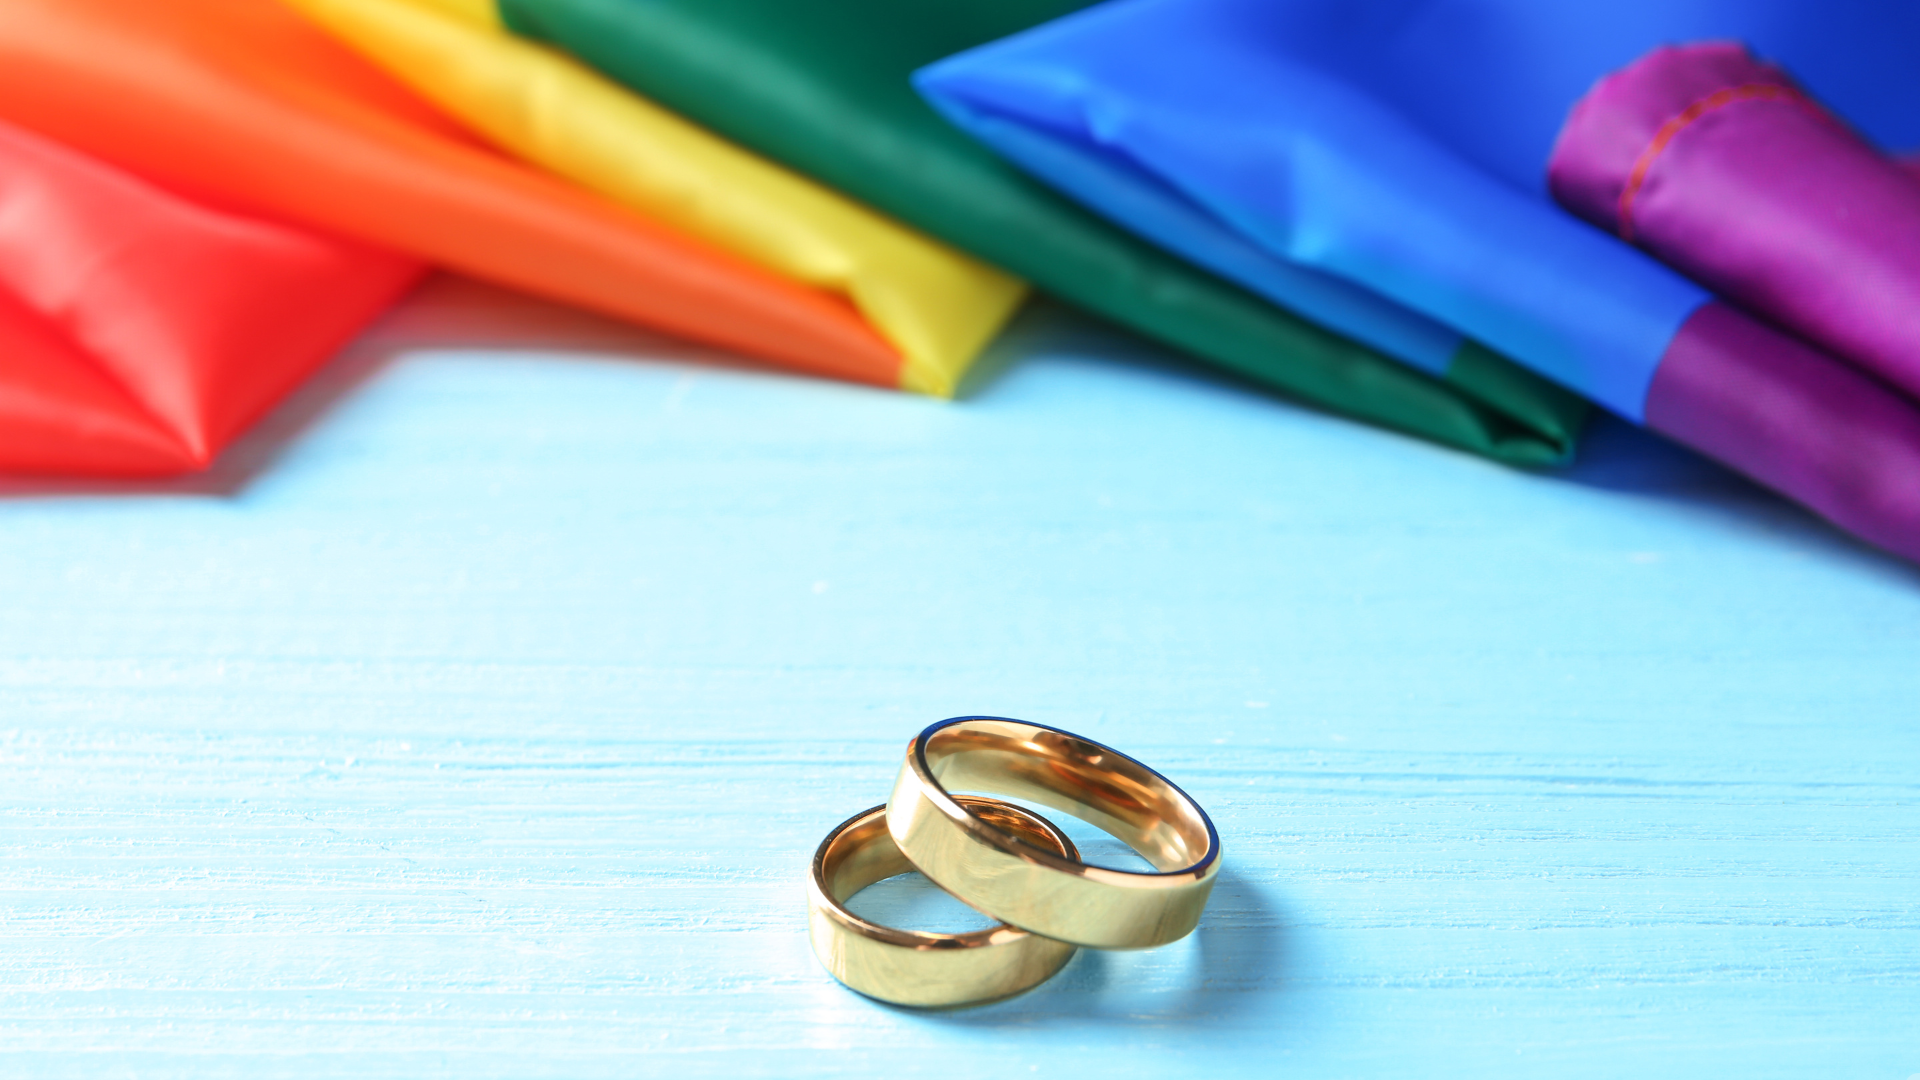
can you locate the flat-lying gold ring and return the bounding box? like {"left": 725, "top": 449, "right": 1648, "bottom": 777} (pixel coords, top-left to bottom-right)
{"left": 886, "top": 716, "right": 1221, "bottom": 949}
{"left": 807, "top": 797, "right": 1079, "bottom": 1008}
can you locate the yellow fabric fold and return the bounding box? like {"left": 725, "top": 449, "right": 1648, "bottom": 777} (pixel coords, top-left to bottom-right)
{"left": 282, "top": 0, "right": 1028, "bottom": 396}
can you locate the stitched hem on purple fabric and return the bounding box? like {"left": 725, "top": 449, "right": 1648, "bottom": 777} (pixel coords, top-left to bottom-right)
{"left": 1548, "top": 43, "right": 1793, "bottom": 229}
{"left": 1552, "top": 41, "right": 1920, "bottom": 405}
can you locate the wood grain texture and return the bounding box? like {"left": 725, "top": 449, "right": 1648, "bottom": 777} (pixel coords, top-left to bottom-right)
{"left": 2, "top": 280, "right": 1916, "bottom": 1078}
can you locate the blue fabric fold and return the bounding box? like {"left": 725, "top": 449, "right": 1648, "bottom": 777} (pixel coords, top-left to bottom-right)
{"left": 914, "top": 0, "right": 1920, "bottom": 420}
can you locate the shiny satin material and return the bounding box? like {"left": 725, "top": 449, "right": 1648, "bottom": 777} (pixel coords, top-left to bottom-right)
{"left": 915, "top": 0, "right": 1717, "bottom": 422}
{"left": 1551, "top": 44, "right": 1920, "bottom": 406}
{"left": 0, "top": 0, "right": 907, "bottom": 390}
{"left": 917, "top": 0, "right": 1920, "bottom": 415}
{"left": 285, "top": 0, "right": 1026, "bottom": 397}
{"left": 0, "top": 119, "right": 418, "bottom": 477}
{"left": 499, "top": 0, "right": 1589, "bottom": 467}
{"left": 917, "top": 0, "right": 1920, "bottom": 560}
{"left": 937, "top": 89, "right": 1465, "bottom": 377}
{"left": 1648, "top": 303, "right": 1920, "bottom": 564}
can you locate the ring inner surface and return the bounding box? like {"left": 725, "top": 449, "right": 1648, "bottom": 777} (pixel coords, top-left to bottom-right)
{"left": 924, "top": 720, "right": 1210, "bottom": 872}
{"left": 826, "top": 798, "right": 1076, "bottom": 906}
{"left": 825, "top": 811, "right": 915, "bottom": 903}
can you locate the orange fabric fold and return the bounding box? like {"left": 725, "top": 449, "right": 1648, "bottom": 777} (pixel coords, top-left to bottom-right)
{"left": 0, "top": 0, "right": 904, "bottom": 388}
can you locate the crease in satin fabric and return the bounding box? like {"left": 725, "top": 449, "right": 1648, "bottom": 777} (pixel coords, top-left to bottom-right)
{"left": 1552, "top": 43, "right": 1920, "bottom": 408}
{"left": 916, "top": 0, "right": 1920, "bottom": 562}
{"left": 283, "top": 0, "right": 1028, "bottom": 397}
{"left": 0, "top": 117, "right": 420, "bottom": 476}
{"left": 0, "top": 0, "right": 912, "bottom": 391}
{"left": 915, "top": 0, "right": 1711, "bottom": 421}
{"left": 921, "top": 76, "right": 1471, "bottom": 378}
{"left": 0, "top": 286, "right": 200, "bottom": 475}
{"left": 497, "top": 0, "right": 1591, "bottom": 466}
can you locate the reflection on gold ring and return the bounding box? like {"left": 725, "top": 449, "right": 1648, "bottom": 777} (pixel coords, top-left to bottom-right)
{"left": 807, "top": 796, "right": 1079, "bottom": 1007}
{"left": 887, "top": 716, "right": 1220, "bottom": 949}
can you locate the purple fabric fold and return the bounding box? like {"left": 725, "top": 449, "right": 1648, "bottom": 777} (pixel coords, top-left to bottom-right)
{"left": 1650, "top": 302, "right": 1920, "bottom": 562}
{"left": 1551, "top": 43, "right": 1920, "bottom": 404}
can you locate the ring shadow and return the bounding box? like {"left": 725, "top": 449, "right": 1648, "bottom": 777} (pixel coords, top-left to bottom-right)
{"left": 889, "top": 865, "right": 1291, "bottom": 1031}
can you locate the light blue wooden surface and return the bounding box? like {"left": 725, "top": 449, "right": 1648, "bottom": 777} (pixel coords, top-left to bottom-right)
{"left": 2, "top": 278, "right": 1916, "bottom": 1078}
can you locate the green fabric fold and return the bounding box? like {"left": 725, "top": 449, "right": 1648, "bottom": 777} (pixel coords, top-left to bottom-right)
{"left": 499, "top": 0, "right": 1588, "bottom": 465}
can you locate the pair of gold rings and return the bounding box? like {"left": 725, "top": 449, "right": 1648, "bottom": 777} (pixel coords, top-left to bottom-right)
{"left": 807, "top": 716, "right": 1221, "bottom": 1008}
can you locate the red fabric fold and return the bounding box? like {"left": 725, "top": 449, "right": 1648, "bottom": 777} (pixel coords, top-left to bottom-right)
{"left": 0, "top": 119, "right": 420, "bottom": 476}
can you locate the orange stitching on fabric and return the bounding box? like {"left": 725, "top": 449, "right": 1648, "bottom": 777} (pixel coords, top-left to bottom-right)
{"left": 1616, "top": 83, "right": 1815, "bottom": 243}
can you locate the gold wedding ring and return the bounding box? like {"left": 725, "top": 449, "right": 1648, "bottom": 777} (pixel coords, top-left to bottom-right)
{"left": 807, "top": 797, "right": 1080, "bottom": 1008}
{"left": 886, "top": 717, "right": 1221, "bottom": 949}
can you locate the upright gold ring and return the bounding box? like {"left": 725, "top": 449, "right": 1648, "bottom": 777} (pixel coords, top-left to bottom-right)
{"left": 807, "top": 797, "right": 1080, "bottom": 1008}
{"left": 887, "top": 716, "right": 1221, "bottom": 949}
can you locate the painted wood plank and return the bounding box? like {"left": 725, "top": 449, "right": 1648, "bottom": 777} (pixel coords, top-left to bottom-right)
{"left": 1, "top": 280, "right": 1916, "bottom": 1078}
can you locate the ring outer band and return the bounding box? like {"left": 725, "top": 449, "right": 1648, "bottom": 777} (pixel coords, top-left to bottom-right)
{"left": 886, "top": 716, "right": 1221, "bottom": 950}
{"left": 807, "top": 798, "right": 1079, "bottom": 1008}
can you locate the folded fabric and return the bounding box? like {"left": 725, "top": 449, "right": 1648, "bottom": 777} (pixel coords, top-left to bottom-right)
{"left": 0, "top": 0, "right": 912, "bottom": 392}
{"left": 0, "top": 118, "right": 419, "bottom": 476}
{"left": 494, "top": 0, "right": 1588, "bottom": 467}
{"left": 284, "top": 0, "right": 1024, "bottom": 397}
{"left": 1552, "top": 43, "right": 1920, "bottom": 406}
{"left": 917, "top": 0, "right": 1920, "bottom": 561}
